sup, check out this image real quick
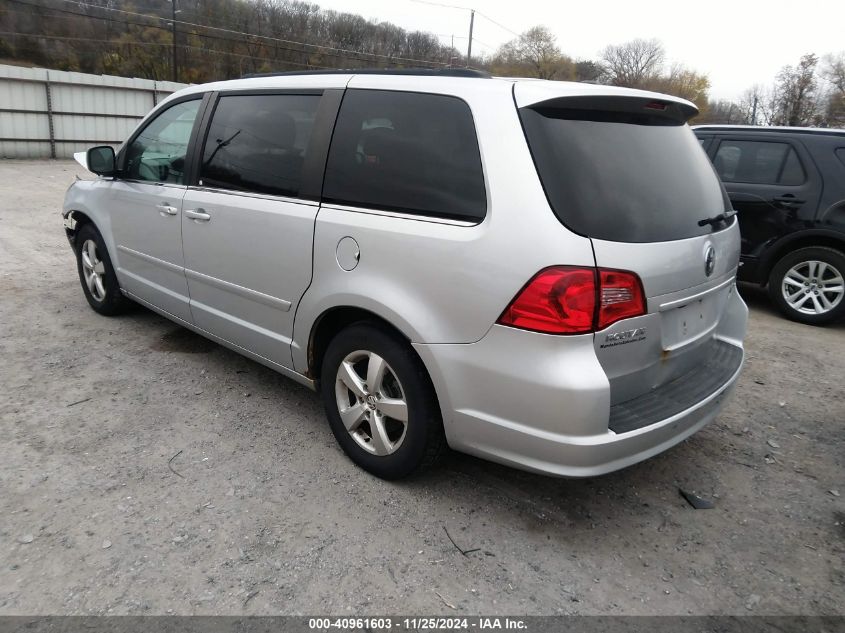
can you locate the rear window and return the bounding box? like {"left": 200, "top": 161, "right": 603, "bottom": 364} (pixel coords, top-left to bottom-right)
{"left": 323, "top": 89, "right": 486, "bottom": 221}
{"left": 520, "top": 98, "right": 728, "bottom": 243}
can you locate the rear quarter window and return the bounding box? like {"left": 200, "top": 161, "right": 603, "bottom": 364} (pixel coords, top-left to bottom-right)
{"left": 322, "top": 89, "right": 486, "bottom": 222}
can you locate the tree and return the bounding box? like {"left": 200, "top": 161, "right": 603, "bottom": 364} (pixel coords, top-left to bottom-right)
{"left": 645, "top": 64, "right": 710, "bottom": 112}
{"left": 491, "top": 26, "right": 573, "bottom": 80}
{"left": 574, "top": 59, "right": 602, "bottom": 82}
{"left": 599, "top": 38, "right": 664, "bottom": 88}
{"left": 821, "top": 53, "right": 845, "bottom": 127}
{"left": 771, "top": 53, "right": 821, "bottom": 126}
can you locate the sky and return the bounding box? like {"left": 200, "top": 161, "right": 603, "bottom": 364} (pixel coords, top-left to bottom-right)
{"left": 312, "top": 0, "right": 844, "bottom": 101}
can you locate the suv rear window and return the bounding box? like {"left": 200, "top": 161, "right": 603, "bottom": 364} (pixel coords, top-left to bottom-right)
{"left": 323, "top": 89, "right": 486, "bottom": 221}
{"left": 520, "top": 98, "right": 728, "bottom": 243}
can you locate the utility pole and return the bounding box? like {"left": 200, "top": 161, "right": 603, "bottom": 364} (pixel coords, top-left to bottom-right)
{"left": 751, "top": 95, "right": 758, "bottom": 125}
{"left": 466, "top": 9, "right": 474, "bottom": 68}
{"left": 171, "top": 0, "right": 177, "bottom": 83}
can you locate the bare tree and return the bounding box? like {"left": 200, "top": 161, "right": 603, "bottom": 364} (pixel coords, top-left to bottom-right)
{"left": 600, "top": 38, "right": 664, "bottom": 87}
{"left": 492, "top": 26, "right": 573, "bottom": 80}
{"left": 738, "top": 84, "right": 776, "bottom": 125}
{"left": 771, "top": 53, "right": 821, "bottom": 126}
{"left": 821, "top": 53, "right": 845, "bottom": 127}
{"left": 645, "top": 63, "right": 710, "bottom": 112}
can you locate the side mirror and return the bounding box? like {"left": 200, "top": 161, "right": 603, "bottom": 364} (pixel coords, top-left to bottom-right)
{"left": 86, "top": 146, "right": 116, "bottom": 176}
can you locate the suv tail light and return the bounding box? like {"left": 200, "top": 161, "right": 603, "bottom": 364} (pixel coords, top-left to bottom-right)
{"left": 497, "top": 266, "right": 646, "bottom": 335}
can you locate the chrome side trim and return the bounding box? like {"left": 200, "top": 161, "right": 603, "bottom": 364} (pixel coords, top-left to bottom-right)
{"left": 184, "top": 268, "right": 292, "bottom": 312}
{"left": 320, "top": 203, "right": 478, "bottom": 227}
{"left": 188, "top": 185, "right": 320, "bottom": 208}
{"left": 116, "top": 244, "right": 182, "bottom": 274}
{"left": 658, "top": 275, "right": 735, "bottom": 311}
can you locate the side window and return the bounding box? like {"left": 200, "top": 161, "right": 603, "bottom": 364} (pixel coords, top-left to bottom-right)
{"left": 713, "top": 140, "right": 805, "bottom": 185}
{"left": 323, "top": 89, "right": 486, "bottom": 221}
{"left": 124, "top": 100, "right": 201, "bottom": 185}
{"left": 199, "top": 94, "right": 320, "bottom": 198}
{"left": 779, "top": 147, "right": 805, "bottom": 185}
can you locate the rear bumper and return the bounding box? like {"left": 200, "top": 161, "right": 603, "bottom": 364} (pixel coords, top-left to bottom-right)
{"left": 414, "top": 289, "right": 747, "bottom": 478}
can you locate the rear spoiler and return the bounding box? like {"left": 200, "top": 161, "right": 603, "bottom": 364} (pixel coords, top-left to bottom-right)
{"left": 514, "top": 81, "right": 698, "bottom": 124}
{"left": 523, "top": 95, "right": 697, "bottom": 126}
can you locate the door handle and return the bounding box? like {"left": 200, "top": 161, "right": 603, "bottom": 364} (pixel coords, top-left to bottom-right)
{"left": 155, "top": 203, "right": 178, "bottom": 216}
{"left": 772, "top": 195, "right": 805, "bottom": 205}
{"left": 184, "top": 208, "right": 211, "bottom": 222}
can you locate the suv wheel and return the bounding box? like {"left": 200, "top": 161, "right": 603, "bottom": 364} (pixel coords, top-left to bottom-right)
{"left": 320, "top": 323, "right": 445, "bottom": 479}
{"left": 768, "top": 246, "right": 845, "bottom": 325}
{"left": 74, "top": 223, "right": 130, "bottom": 316}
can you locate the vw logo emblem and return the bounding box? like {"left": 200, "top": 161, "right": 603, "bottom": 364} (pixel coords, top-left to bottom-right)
{"left": 704, "top": 246, "right": 716, "bottom": 277}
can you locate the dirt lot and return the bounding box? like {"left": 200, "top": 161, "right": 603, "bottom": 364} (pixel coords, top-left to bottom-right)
{"left": 0, "top": 159, "right": 843, "bottom": 616}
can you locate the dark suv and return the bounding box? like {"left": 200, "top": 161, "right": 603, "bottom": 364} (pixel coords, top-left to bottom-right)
{"left": 694, "top": 125, "right": 845, "bottom": 324}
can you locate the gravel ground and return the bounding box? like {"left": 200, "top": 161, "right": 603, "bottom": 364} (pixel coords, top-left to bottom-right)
{"left": 0, "top": 159, "right": 843, "bottom": 616}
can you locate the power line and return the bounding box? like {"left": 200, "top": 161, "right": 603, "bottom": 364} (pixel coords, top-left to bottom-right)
{"left": 475, "top": 11, "right": 521, "bottom": 38}
{"left": 5, "top": 0, "right": 441, "bottom": 69}
{"left": 46, "top": 0, "right": 445, "bottom": 67}
{"left": 409, "top": 0, "right": 472, "bottom": 9}
{"left": 435, "top": 33, "right": 494, "bottom": 51}
{"left": 0, "top": 30, "right": 334, "bottom": 68}
{"left": 408, "top": 1, "right": 521, "bottom": 38}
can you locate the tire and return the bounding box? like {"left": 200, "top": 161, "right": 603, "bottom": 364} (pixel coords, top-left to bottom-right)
{"left": 74, "top": 223, "right": 130, "bottom": 316}
{"left": 320, "top": 322, "right": 445, "bottom": 479}
{"left": 768, "top": 246, "right": 845, "bottom": 325}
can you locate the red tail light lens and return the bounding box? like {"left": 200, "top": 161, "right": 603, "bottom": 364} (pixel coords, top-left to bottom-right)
{"left": 498, "top": 267, "right": 596, "bottom": 334}
{"left": 498, "top": 267, "right": 645, "bottom": 335}
{"left": 598, "top": 269, "right": 646, "bottom": 329}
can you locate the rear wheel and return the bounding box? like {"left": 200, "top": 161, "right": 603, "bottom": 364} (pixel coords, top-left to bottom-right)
{"left": 768, "top": 246, "right": 845, "bottom": 325}
{"left": 74, "top": 223, "right": 130, "bottom": 316}
{"left": 320, "top": 323, "right": 445, "bottom": 479}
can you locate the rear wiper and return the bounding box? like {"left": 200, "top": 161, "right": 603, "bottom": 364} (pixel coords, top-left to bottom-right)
{"left": 698, "top": 209, "right": 737, "bottom": 227}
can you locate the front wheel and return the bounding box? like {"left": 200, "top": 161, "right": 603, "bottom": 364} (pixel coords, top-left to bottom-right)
{"left": 74, "top": 223, "right": 130, "bottom": 316}
{"left": 768, "top": 246, "right": 845, "bottom": 325}
{"left": 320, "top": 323, "right": 445, "bottom": 479}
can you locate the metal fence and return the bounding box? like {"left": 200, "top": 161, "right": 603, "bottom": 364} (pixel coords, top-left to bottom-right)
{"left": 0, "top": 64, "right": 187, "bottom": 159}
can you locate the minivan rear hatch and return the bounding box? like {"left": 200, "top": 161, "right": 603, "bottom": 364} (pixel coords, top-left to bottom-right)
{"left": 515, "top": 83, "right": 742, "bottom": 426}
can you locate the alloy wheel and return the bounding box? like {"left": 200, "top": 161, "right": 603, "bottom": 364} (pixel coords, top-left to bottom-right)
{"left": 781, "top": 260, "right": 844, "bottom": 315}
{"left": 334, "top": 350, "right": 409, "bottom": 456}
{"left": 80, "top": 239, "right": 107, "bottom": 302}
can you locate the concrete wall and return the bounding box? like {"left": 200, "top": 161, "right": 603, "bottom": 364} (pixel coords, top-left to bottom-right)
{"left": 0, "top": 64, "right": 188, "bottom": 159}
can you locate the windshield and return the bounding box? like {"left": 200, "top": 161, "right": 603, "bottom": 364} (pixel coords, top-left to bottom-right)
{"left": 520, "top": 100, "right": 730, "bottom": 243}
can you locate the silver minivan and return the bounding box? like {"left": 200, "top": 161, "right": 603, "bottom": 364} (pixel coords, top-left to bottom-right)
{"left": 63, "top": 69, "right": 748, "bottom": 479}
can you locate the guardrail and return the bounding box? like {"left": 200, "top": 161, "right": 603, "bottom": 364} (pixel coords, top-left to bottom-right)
{"left": 0, "top": 64, "right": 187, "bottom": 159}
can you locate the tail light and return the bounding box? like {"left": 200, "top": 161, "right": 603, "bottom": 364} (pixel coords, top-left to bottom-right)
{"left": 497, "top": 266, "right": 645, "bottom": 335}
{"left": 597, "top": 269, "right": 646, "bottom": 329}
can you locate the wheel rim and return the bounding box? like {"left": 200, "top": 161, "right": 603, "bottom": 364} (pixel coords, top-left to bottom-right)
{"left": 334, "top": 350, "right": 408, "bottom": 456}
{"left": 80, "top": 239, "right": 107, "bottom": 302}
{"left": 781, "top": 259, "right": 844, "bottom": 315}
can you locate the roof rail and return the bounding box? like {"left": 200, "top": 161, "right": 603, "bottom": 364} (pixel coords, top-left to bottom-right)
{"left": 693, "top": 124, "right": 845, "bottom": 137}
{"left": 240, "top": 67, "right": 491, "bottom": 79}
